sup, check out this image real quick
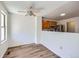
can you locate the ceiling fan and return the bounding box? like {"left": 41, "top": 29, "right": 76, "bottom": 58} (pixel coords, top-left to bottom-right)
{"left": 18, "top": 2, "right": 43, "bottom": 16}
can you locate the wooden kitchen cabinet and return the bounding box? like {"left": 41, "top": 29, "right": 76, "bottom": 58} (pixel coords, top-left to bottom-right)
{"left": 42, "top": 20, "right": 50, "bottom": 29}
{"left": 42, "top": 18, "right": 57, "bottom": 30}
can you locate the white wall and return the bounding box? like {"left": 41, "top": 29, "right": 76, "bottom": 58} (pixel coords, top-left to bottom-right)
{"left": 0, "top": 2, "right": 8, "bottom": 57}
{"left": 57, "top": 17, "right": 79, "bottom": 33}
{"left": 9, "top": 14, "right": 35, "bottom": 47}
{"left": 41, "top": 31, "right": 79, "bottom": 58}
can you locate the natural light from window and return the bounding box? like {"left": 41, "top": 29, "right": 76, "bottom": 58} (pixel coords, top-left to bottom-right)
{"left": 0, "top": 10, "right": 7, "bottom": 43}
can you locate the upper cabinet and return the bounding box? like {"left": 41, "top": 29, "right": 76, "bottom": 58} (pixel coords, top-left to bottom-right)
{"left": 42, "top": 18, "right": 57, "bottom": 30}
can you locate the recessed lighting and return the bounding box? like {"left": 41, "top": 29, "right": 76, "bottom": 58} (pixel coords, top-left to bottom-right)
{"left": 60, "top": 13, "right": 66, "bottom": 16}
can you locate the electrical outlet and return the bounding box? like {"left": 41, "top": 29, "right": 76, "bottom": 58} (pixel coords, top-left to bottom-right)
{"left": 60, "top": 46, "right": 63, "bottom": 50}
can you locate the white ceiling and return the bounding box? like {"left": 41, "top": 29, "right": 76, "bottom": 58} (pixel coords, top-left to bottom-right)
{"left": 3, "top": 1, "right": 79, "bottom": 20}
{"left": 45, "top": 1, "right": 79, "bottom": 20}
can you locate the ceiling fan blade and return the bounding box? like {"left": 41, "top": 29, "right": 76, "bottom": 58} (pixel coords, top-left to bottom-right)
{"left": 32, "top": 13, "right": 36, "bottom": 16}
{"left": 18, "top": 11, "right": 26, "bottom": 13}
{"left": 31, "top": 11, "right": 36, "bottom": 16}
{"left": 31, "top": 8, "right": 44, "bottom": 13}
{"left": 32, "top": 10, "right": 40, "bottom": 13}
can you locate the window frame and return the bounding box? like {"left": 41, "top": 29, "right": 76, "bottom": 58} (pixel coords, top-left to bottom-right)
{"left": 0, "top": 10, "right": 7, "bottom": 44}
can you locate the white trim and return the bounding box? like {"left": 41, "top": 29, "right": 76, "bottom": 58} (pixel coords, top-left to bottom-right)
{"left": 1, "top": 10, "right": 6, "bottom": 16}
{"left": 35, "top": 16, "right": 38, "bottom": 44}
{"left": 0, "top": 10, "right": 7, "bottom": 44}
{"left": 0, "top": 40, "right": 7, "bottom": 44}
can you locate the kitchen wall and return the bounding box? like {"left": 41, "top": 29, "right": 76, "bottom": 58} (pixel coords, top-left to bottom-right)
{"left": 57, "top": 17, "right": 79, "bottom": 33}
{"left": 9, "top": 14, "right": 35, "bottom": 47}
{"left": 0, "top": 2, "right": 9, "bottom": 57}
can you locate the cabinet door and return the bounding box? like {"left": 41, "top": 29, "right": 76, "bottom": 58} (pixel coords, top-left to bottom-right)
{"left": 50, "top": 21, "right": 57, "bottom": 26}
{"left": 42, "top": 19, "right": 57, "bottom": 30}
{"left": 42, "top": 20, "right": 50, "bottom": 29}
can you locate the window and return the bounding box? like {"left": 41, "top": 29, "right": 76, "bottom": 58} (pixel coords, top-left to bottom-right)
{"left": 0, "top": 10, "right": 7, "bottom": 43}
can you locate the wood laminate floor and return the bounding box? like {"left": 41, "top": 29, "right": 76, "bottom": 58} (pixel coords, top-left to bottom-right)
{"left": 3, "top": 43, "right": 60, "bottom": 58}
